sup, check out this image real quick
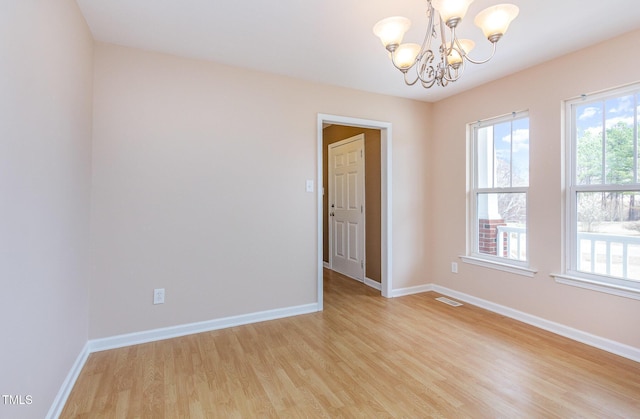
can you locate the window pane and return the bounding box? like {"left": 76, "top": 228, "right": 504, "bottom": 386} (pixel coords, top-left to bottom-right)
{"left": 476, "top": 126, "right": 494, "bottom": 188}
{"left": 576, "top": 191, "right": 640, "bottom": 280}
{"left": 604, "top": 95, "right": 635, "bottom": 184}
{"left": 477, "top": 118, "right": 529, "bottom": 189}
{"left": 477, "top": 192, "right": 526, "bottom": 261}
{"left": 637, "top": 93, "right": 640, "bottom": 183}
{"left": 575, "top": 102, "right": 603, "bottom": 185}
{"left": 511, "top": 118, "right": 529, "bottom": 187}
{"left": 494, "top": 121, "right": 512, "bottom": 188}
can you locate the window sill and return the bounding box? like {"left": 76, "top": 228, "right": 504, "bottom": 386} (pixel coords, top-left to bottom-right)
{"left": 460, "top": 256, "right": 537, "bottom": 277}
{"left": 551, "top": 273, "right": 640, "bottom": 301}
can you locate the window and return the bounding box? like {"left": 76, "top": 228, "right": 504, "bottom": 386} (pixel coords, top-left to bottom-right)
{"left": 466, "top": 111, "right": 530, "bottom": 273}
{"left": 562, "top": 84, "right": 640, "bottom": 298}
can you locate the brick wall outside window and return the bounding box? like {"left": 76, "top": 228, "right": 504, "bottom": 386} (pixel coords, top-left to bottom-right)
{"left": 478, "top": 218, "right": 505, "bottom": 256}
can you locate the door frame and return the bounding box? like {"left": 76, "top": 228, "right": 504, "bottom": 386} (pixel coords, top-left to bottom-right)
{"left": 317, "top": 114, "right": 393, "bottom": 310}
{"left": 328, "top": 134, "right": 366, "bottom": 281}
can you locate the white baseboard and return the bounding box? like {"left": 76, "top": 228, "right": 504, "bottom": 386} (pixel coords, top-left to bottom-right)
{"left": 46, "top": 342, "right": 90, "bottom": 419}
{"left": 431, "top": 284, "right": 640, "bottom": 363}
{"left": 364, "top": 277, "right": 381, "bottom": 291}
{"left": 323, "top": 261, "right": 330, "bottom": 269}
{"left": 89, "top": 303, "right": 320, "bottom": 353}
{"left": 390, "top": 283, "right": 434, "bottom": 297}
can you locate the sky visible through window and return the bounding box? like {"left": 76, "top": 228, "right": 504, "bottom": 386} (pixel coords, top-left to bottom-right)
{"left": 480, "top": 118, "right": 529, "bottom": 189}
{"left": 577, "top": 94, "right": 638, "bottom": 136}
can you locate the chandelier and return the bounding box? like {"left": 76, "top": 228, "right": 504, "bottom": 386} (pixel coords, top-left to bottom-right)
{"left": 373, "top": 0, "right": 519, "bottom": 88}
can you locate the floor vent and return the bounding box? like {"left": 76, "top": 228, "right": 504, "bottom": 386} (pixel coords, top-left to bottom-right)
{"left": 435, "top": 297, "right": 463, "bottom": 307}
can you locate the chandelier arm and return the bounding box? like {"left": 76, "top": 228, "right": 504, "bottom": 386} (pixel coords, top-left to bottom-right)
{"left": 417, "top": 66, "right": 437, "bottom": 85}
{"left": 421, "top": 78, "right": 437, "bottom": 89}
{"left": 411, "top": 1, "right": 438, "bottom": 86}
{"left": 419, "top": 1, "right": 436, "bottom": 57}
{"left": 463, "top": 41, "right": 497, "bottom": 65}
{"left": 439, "top": 15, "right": 450, "bottom": 53}
{"left": 437, "top": 73, "right": 448, "bottom": 87}
{"left": 409, "top": 0, "right": 436, "bottom": 68}
{"left": 438, "top": 18, "right": 454, "bottom": 80}
{"left": 450, "top": 32, "right": 463, "bottom": 57}
{"left": 440, "top": 36, "right": 467, "bottom": 83}
{"left": 403, "top": 71, "right": 421, "bottom": 86}
{"left": 415, "top": 51, "right": 437, "bottom": 86}
{"left": 442, "top": 58, "right": 466, "bottom": 82}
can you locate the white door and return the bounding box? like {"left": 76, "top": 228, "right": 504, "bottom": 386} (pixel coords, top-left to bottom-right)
{"left": 329, "top": 134, "right": 365, "bottom": 281}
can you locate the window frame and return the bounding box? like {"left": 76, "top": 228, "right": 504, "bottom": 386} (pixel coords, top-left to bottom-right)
{"left": 465, "top": 111, "right": 533, "bottom": 275}
{"left": 560, "top": 83, "right": 640, "bottom": 300}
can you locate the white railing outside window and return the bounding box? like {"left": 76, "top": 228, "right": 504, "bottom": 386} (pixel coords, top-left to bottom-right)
{"left": 577, "top": 232, "right": 640, "bottom": 280}
{"left": 497, "top": 225, "right": 526, "bottom": 261}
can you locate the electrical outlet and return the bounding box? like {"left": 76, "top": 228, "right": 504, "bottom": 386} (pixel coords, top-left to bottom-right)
{"left": 451, "top": 262, "right": 458, "bottom": 273}
{"left": 153, "top": 288, "right": 165, "bottom": 304}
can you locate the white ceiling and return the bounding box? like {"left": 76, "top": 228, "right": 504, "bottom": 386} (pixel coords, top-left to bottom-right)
{"left": 76, "top": 0, "right": 640, "bottom": 103}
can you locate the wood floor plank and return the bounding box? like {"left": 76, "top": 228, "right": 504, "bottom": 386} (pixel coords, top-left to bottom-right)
{"left": 61, "top": 269, "right": 640, "bottom": 417}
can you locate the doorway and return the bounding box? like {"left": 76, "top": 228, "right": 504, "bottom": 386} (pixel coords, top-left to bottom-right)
{"left": 316, "top": 114, "right": 392, "bottom": 310}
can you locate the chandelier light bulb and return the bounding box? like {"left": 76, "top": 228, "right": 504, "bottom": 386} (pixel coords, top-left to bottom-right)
{"left": 447, "top": 39, "right": 475, "bottom": 66}
{"left": 474, "top": 4, "right": 519, "bottom": 42}
{"left": 373, "top": 16, "right": 411, "bottom": 50}
{"left": 393, "top": 43, "right": 422, "bottom": 70}
{"left": 432, "top": 0, "right": 474, "bottom": 27}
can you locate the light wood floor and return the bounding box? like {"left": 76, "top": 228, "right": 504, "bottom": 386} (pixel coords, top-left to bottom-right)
{"left": 62, "top": 269, "right": 640, "bottom": 418}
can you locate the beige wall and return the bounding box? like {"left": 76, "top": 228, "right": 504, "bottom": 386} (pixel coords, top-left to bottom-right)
{"left": 90, "top": 43, "right": 432, "bottom": 338}
{"left": 323, "top": 126, "right": 382, "bottom": 282}
{"left": 430, "top": 29, "right": 640, "bottom": 349}
{"left": 0, "top": 1, "right": 93, "bottom": 418}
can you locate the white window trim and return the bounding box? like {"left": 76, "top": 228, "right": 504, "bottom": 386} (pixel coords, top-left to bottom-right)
{"left": 552, "top": 273, "right": 640, "bottom": 301}
{"left": 468, "top": 111, "right": 531, "bottom": 270}
{"left": 559, "top": 83, "right": 640, "bottom": 300}
{"left": 461, "top": 255, "right": 537, "bottom": 277}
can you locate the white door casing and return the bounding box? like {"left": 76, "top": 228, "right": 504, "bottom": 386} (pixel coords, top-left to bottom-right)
{"left": 329, "top": 134, "right": 365, "bottom": 281}
{"left": 317, "top": 113, "right": 393, "bottom": 308}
